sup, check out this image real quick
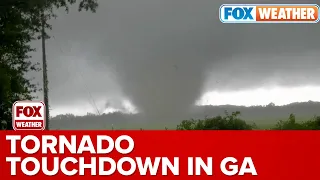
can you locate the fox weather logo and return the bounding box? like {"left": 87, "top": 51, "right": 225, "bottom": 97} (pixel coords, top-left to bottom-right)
{"left": 219, "top": 4, "right": 320, "bottom": 23}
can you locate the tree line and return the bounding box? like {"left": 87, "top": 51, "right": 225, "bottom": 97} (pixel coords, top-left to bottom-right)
{"left": 176, "top": 111, "right": 320, "bottom": 130}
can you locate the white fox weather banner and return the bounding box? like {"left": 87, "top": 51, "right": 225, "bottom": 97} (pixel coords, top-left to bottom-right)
{"left": 219, "top": 4, "right": 319, "bottom": 23}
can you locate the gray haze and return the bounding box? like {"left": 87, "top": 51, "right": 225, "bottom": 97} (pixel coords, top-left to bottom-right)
{"left": 28, "top": 0, "right": 320, "bottom": 120}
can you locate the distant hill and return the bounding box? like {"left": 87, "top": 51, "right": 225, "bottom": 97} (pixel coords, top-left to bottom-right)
{"left": 50, "top": 101, "right": 320, "bottom": 130}
{"left": 192, "top": 101, "right": 320, "bottom": 122}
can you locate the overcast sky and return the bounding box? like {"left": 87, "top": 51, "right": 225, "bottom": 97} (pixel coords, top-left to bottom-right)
{"left": 27, "top": 0, "right": 320, "bottom": 117}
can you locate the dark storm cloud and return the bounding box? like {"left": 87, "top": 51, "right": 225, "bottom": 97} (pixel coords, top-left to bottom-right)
{"left": 204, "top": 51, "right": 320, "bottom": 92}
{"left": 28, "top": 17, "right": 123, "bottom": 108}
{"left": 29, "top": 0, "right": 320, "bottom": 118}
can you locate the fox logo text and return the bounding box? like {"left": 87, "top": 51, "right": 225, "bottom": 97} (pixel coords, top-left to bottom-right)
{"left": 12, "top": 101, "right": 46, "bottom": 130}
{"left": 220, "top": 4, "right": 319, "bottom": 23}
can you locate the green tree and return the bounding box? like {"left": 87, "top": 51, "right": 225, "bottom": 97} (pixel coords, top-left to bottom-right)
{"left": 272, "top": 114, "right": 320, "bottom": 130}
{"left": 302, "top": 116, "right": 320, "bottom": 130}
{"left": 176, "top": 111, "right": 254, "bottom": 130}
{"left": 0, "top": 0, "right": 98, "bottom": 129}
